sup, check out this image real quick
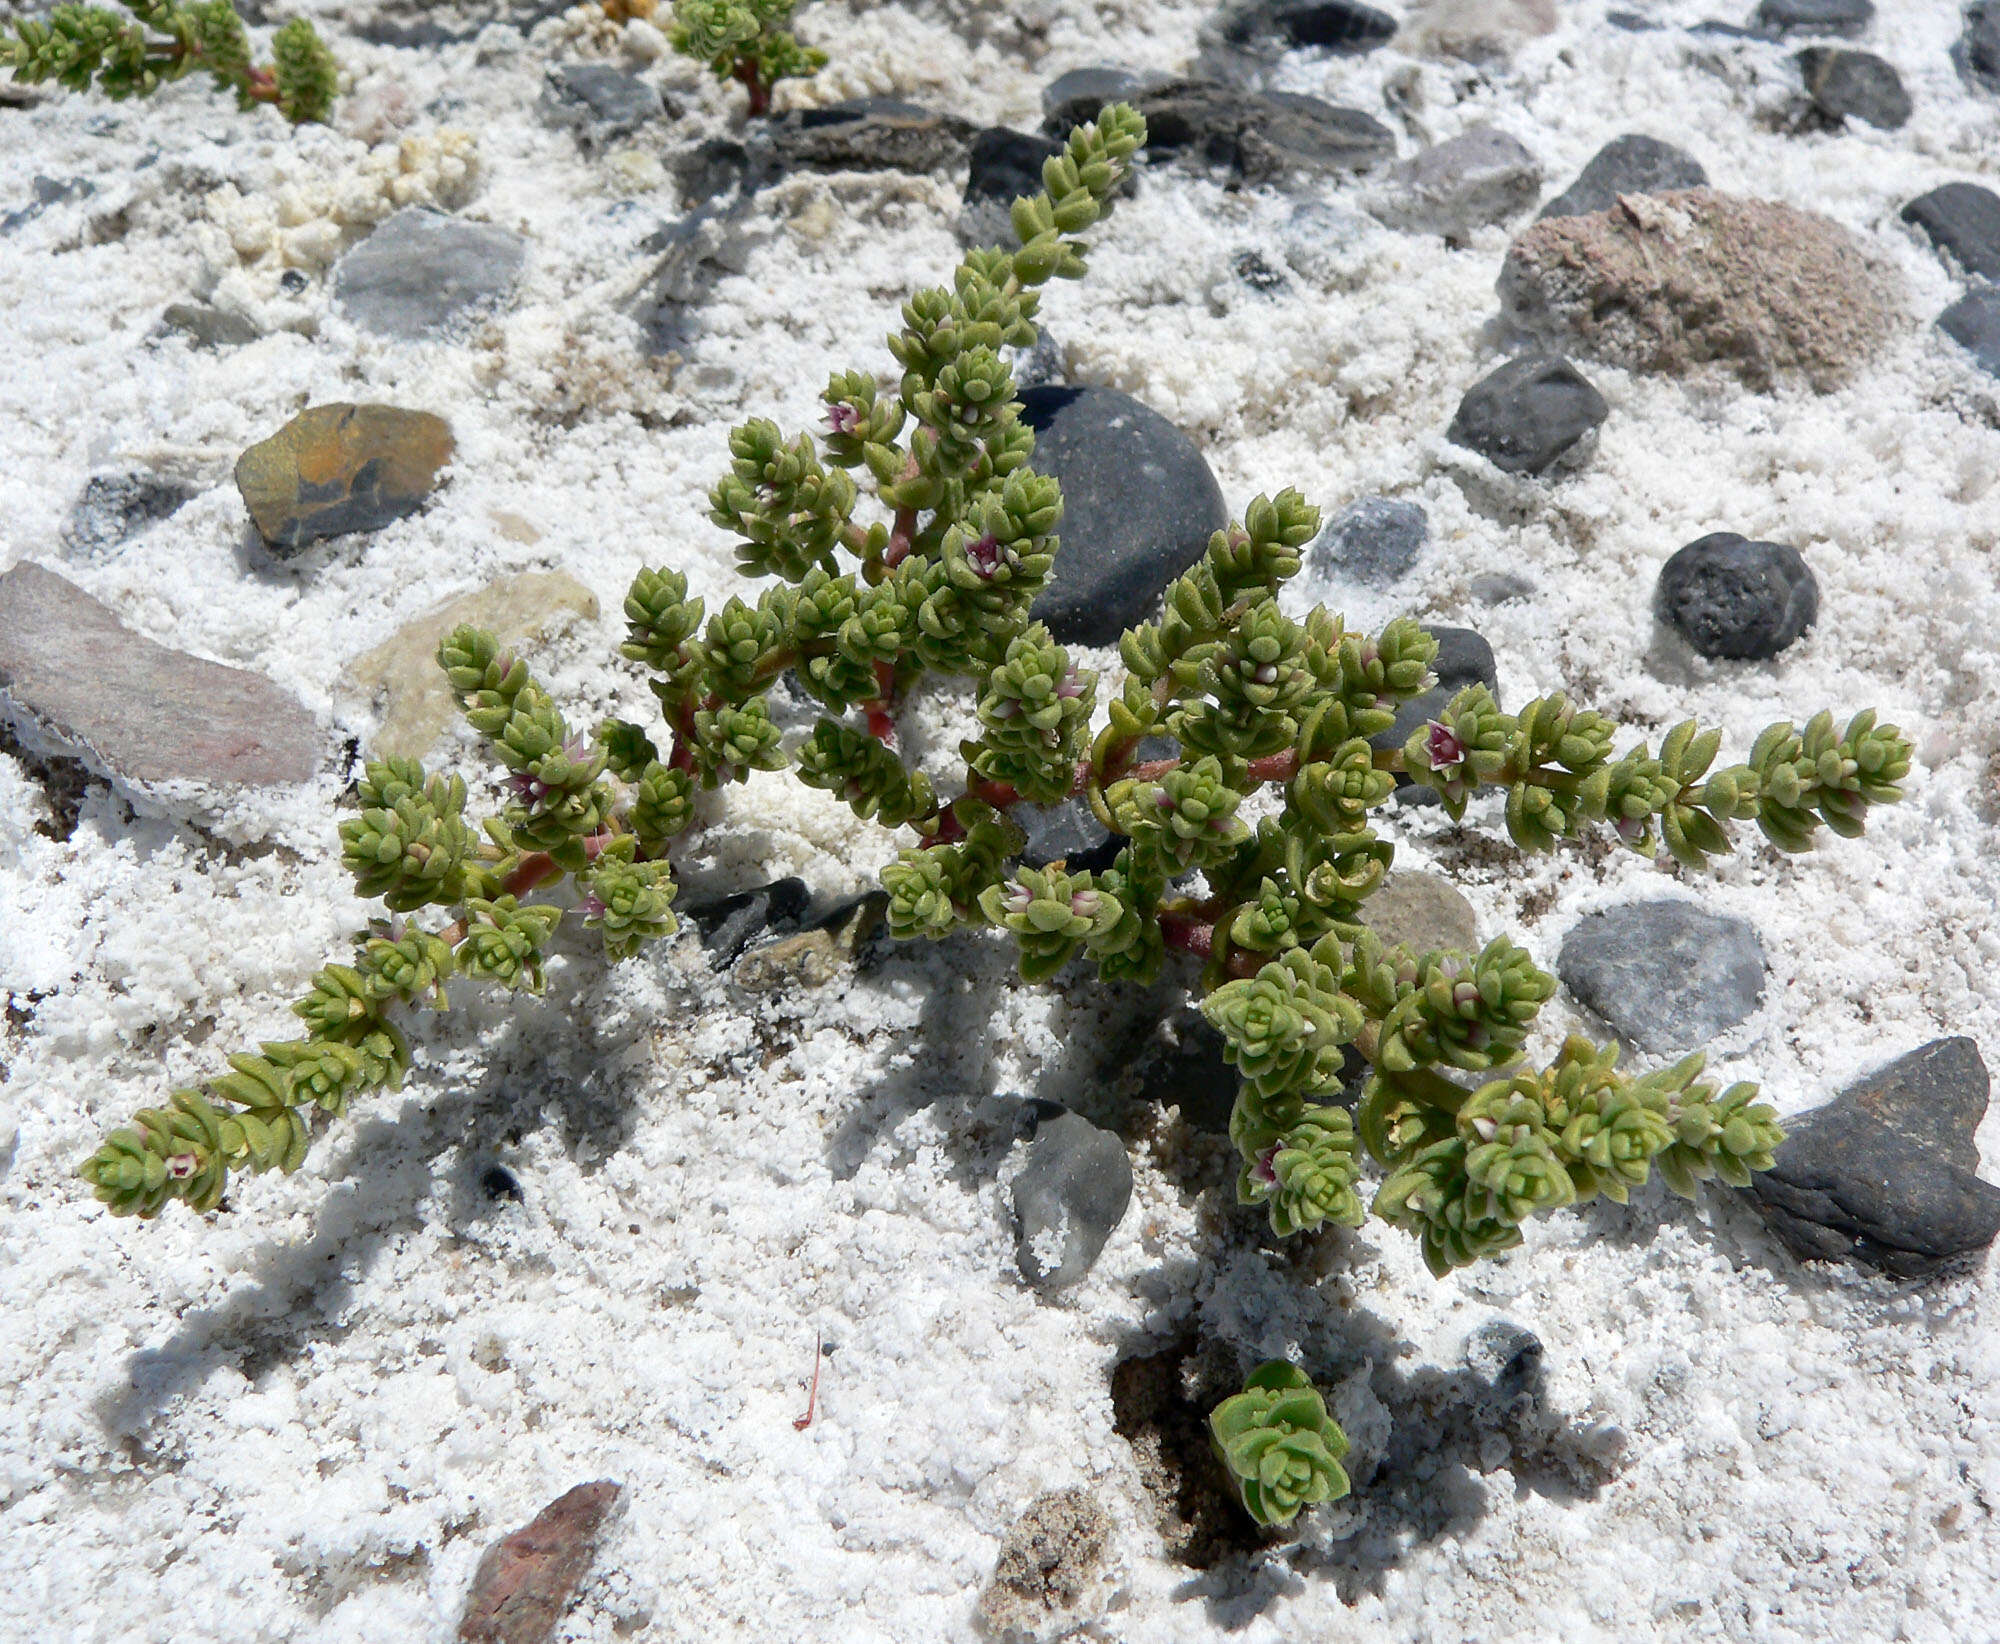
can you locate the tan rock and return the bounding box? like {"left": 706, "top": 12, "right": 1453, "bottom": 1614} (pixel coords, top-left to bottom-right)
{"left": 235, "top": 403, "right": 454, "bottom": 555}
{"left": 1497, "top": 188, "right": 1900, "bottom": 391}
{"left": 457, "top": 1481, "right": 621, "bottom": 1644}
{"left": 1401, "top": 0, "right": 1556, "bottom": 61}
{"left": 1363, "top": 870, "right": 1480, "bottom": 958}
{"left": 342, "top": 571, "right": 600, "bottom": 758}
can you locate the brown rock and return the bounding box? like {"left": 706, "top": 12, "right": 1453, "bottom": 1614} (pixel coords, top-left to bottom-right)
{"left": 1497, "top": 189, "right": 1899, "bottom": 391}
{"left": 235, "top": 403, "right": 455, "bottom": 555}
{"left": 1363, "top": 870, "right": 1480, "bottom": 957}
{"left": 1401, "top": 0, "right": 1556, "bottom": 61}
{"left": 458, "top": 1481, "right": 622, "bottom": 1644}
{"left": 0, "top": 562, "right": 319, "bottom": 794}
{"left": 977, "top": 1487, "right": 1114, "bottom": 1641}
{"left": 340, "top": 572, "right": 599, "bottom": 759}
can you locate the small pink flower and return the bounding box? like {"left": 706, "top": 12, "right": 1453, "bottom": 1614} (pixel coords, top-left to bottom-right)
{"left": 966, "top": 533, "right": 1005, "bottom": 579}
{"left": 1615, "top": 815, "right": 1647, "bottom": 845}
{"left": 1056, "top": 668, "right": 1084, "bottom": 701}
{"left": 580, "top": 892, "right": 608, "bottom": 920}
{"left": 1069, "top": 890, "right": 1101, "bottom": 919}
{"left": 825, "top": 402, "right": 861, "bottom": 436}
{"left": 1426, "top": 720, "right": 1466, "bottom": 769}
{"left": 1252, "top": 1145, "right": 1280, "bottom": 1187}
{"left": 166, "top": 1153, "right": 199, "bottom": 1180}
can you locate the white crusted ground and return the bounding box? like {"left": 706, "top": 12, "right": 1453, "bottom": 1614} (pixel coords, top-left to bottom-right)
{"left": 3, "top": 1, "right": 2000, "bottom": 1640}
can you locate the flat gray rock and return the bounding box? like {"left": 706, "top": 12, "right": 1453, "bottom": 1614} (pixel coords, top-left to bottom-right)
{"left": 0, "top": 562, "right": 320, "bottom": 794}
{"left": 1134, "top": 80, "right": 1395, "bottom": 184}
{"left": 1371, "top": 126, "right": 1542, "bottom": 239}
{"left": 1902, "top": 181, "right": 2000, "bottom": 280}
{"left": 1746, "top": 1038, "right": 2000, "bottom": 1279}
{"left": 1537, "top": 134, "right": 1706, "bottom": 221}
{"left": 1013, "top": 1104, "right": 1132, "bottom": 1291}
{"left": 540, "top": 63, "right": 666, "bottom": 148}
{"left": 333, "top": 208, "right": 526, "bottom": 340}
{"left": 1022, "top": 385, "right": 1228, "bottom": 645}
{"left": 1558, "top": 900, "right": 1765, "bottom": 1051}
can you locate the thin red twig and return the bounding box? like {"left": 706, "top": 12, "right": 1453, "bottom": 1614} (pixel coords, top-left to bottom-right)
{"left": 793, "top": 1330, "right": 822, "bottom": 1431}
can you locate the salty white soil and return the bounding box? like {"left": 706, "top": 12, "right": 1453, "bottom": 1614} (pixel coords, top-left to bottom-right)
{"left": 3, "top": 0, "right": 2000, "bottom": 1639}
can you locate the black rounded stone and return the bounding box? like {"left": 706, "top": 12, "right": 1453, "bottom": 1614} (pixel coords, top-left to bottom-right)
{"left": 1903, "top": 182, "right": 2000, "bottom": 280}
{"left": 1040, "top": 67, "right": 1150, "bottom": 135}
{"left": 1022, "top": 385, "right": 1228, "bottom": 645}
{"left": 1538, "top": 134, "right": 1706, "bottom": 221}
{"left": 1798, "top": 47, "right": 1911, "bottom": 130}
{"left": 1656, "top": 532, "right": 1818, "bottom": 660}
{"left": 1939, "top": 284, "right": 2000, "bottom": 376}
{"left": 1446, "top": 355, "right": 1608, "bottom": 476}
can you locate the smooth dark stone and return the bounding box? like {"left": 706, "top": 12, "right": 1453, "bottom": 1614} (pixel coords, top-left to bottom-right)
{"left": 1958, "top": 1, "right": 2000, "bottom": 91}
{"left": 1133, "top": 79, "right": 1395, "bottom": 184}
{"left": 63, "top": 471, "right": 197, "bottom": 556}
{"left": 1558, "top": 901, "right": 1765, "bottom": 1052}
{"left": 1021, "top": 385, "right": 1229, "bottom": 645}
{"left": 1371, "top": 625, "right": 1499, "bottom": 773}
{"left": 1012, "top": 1104, "right": 1133, "bottom": 1290}
{"left": 1538, "top": 134, "right": 1707, "bottom": 220}
{"left": 1605, "top": 9, "right": 1659, "bottom": 27}
{"left": 1210, "top": 0, "right": 1398, "bottom": 53}
{"left": 680, "top": 877, "right": 812, "bottom": 967}
{"left": 1302, "top": 496, "right": 1429, "bottom": 587}
{"left": 333, "top": 208, "right": 526, "bottom": 340}
{"left": 1655, "top": 532, "right": 1818, "bottom": 660}
{"left": 0, "top": 562, "right": 320, "bottom": 793}
{"left": 1041, "top": 66, "right": 1152, "bottom": 134}
{"left": 959, "top": 126, "right": 1065, "bottom": 246}
{"left": 1938, "top": 284, "right": 2000, "bottom": 376}
{"left": 541, "top": 63, "right": 666, "bottom": 148}
{"left": 1902, "top": 182, "right": 2000, "bottom": 280}
{"left": 1756, "top": 0, "right": 1872, "bottom": 32}
{"left": 1798, "top": 47, "right": 1910, "bottom": 129}
{"left": 1016, "top": 800, "right": 1122, "bottom": 873}
{"left": 1446, "top": 355, "right": 1608, "bottom": 476}
{"left": 161, "top": 302, "right": 260, "bottom": 348}
{"left": 1137, "top": 1016, "right": 1238, "bottom": 1133}
{"left": 1464, "top": 1320, "right": 1543, "bottom": 1388}
{"left": 480, "top": 1165, "right": 525, "bottom": 1202}
{"left": 1746, "top": 1039, "right": 2000, "bottom": 1279}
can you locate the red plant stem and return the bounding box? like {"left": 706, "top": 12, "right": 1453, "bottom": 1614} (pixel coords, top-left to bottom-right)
{"left": 793, "top": 1330, "right": 822, "bottom": 1431}
{"left": 863, "top": 661, "right": 899, "bottom": 744}
{"left": 882, "top": 504, "right": 920, "bottom": 569}
{"left": 1158, "top": 914, "right": 1261, "bottom": 978}
{"left": 734, "top": 59, "right": 769, "bottom": 117}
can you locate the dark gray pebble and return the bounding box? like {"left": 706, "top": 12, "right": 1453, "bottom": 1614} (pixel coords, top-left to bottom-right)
{"left": 1938, "top": 284, "right": 2000, "bottom": 375}
{"left": 63, "top": 471, "right": 197, "bottom": 556}
{"left": 1755, "top": 0, "right": 1872, "bottom": 35}
{"left": 1656, "top": 532, "right": 1818, "bottom": 660}
{"left": 1558, "top": 901, "right": 1765, "bottom": 1052}
{"left": 1959, "top": 1, "right": 2000, "bottom": 91}
{"left": 333, "top": 208, "right": 526, "bottom": 340}
{"left": 541, "top": 63, "right": 666, "bottom": 149}
{"left": 681, "top": 878, "right": 812, "bottom": 967}
{"left": 1902, "top": 182, "right": 2000, "bottom": 280}
{"left": 1022, "top": 385, "right": 1228, "bottom": 645}
{"left": 1303, "top": 496, "right": 1429, "bottom": 588}
{"left": 1798, "top": 47, "right": 1910, "bottom": 130}
{"left": 1209, "top": 0, "right": 1398, "bottom": 54}
{"left": 1538, "top": 134, "right": 1707, "bottom": 221}
{"left": 1133, "top": 80, "right": 1395, "bottom": 185}
{"left": 959, "top": 127, "right": 1065, "bottom": 247}
{"left": 1371, "top": 126, "right": 1542, "bottom": 240}
{"left": 1012, "top": 1103, "right": 1133, "bottom": 1290}
{"left": 1041, "top": 67, "right": 1153, "bottom": 134}
{"left": 1746, "top": 1038, "right": 2000, "bottom": 1279}
{"left": 1446, "top": 355, "right": 1608, "bottom": 476}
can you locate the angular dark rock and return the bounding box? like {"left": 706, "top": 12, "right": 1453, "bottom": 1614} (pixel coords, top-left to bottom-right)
{"left": 766, "top": 100, "right": 977, "bottom": 176}
{"left": 1655, "top": 532, "right": 1818, "bottom": 660}
{"left": 1938, "top": 284, "right": 2000, "bottom": 376}
{"left": 1745, "top": 1039, "right": 2000, "bottom": 1279}
{"left": 1015, "top": 799, "right": 1122, "bottom": 873}
{"left": 1370, "top": 126, "right": 1542, "bottom": 239}
{"left": 333, "top": 208, "right": 526, "bottom": 340}
{"left": 1042, "top": 66, "right": 1152, "bottom": 134}
{"left": 235, "top": 403, "right": 455, "bottom": 554}
{"left": 1902, "top": 182, "right": 2000, "bottom": 281}
{"left": 681, "top": 877, "right": 812, "bottom": 968}
{"left": 1446, "top": 355, "right": 1608, "bottom": 476}
{"left": 1209, "top": 0, "right": 1398, "bottom": 53}
{"left": 63, "top": 471, "right": 197, "bottom": 556}
{"left": 1133, "top": 80, "right": 1395, "bottom": 184}
{"left": 0, "top": 562, "right": 320, "bottom": 793}
{"left": 1754, "top": 0, "right": 1873, "bottom": 34}
{"left": 1371, "top": 625, "right": 1499, "bottom": 777}
{"left": 458, "top": 1481, "right": 622, "bottom": 1644}
{"left": 1558, "top": 901, "right": 1765, "bottom": 1052}
{"left": 1798, "top": 47, "right": 1910, "bottom": 130}
{"left": 1537, "top": 134, "right": 1707, "bottom": 221}
{"left": 1012, "top": 1104, "right": 1133, "bottom": 1290}
{"left": 1137, "top": 1015, "right": 1238, "bottom": 1133}
{"left": 1, "top": 174, "right": 92, "bottom": 235}
{"left": 1958, "top": 1, "right": 2000, "bottom": 92}
{"left": 540, "top": 63, "right": 666, "bottom": 148}
{"left": 959, "top": 126, "right": 1065, "bottom": 247}
{"left": 1020, "top": 385, "right": 1229, "bottom": 645}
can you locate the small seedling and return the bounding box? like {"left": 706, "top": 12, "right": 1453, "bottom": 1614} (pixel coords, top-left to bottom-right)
{"left": 667, "top": 0, "right": 822, "bottom": 116}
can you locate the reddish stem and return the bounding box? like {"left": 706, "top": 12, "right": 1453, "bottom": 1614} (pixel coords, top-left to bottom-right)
{"left": 734, "top": 58, "right": 770, "bottom": 117}
{"left": 882, "top": 505, "right": 920, "bottom": 570}
{"left": 863, "top": 661, "right": 899, "bottom": 745}
{"left": 1158, "top": 914, "right": 1261, "bottom": 978}
{"left": 793, "top": 1330, "right": 823, "bottom": 1430}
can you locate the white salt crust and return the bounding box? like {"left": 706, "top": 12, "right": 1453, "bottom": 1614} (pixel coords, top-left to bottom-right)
{"left": 2, "top": 1, "right": 2000, "bottom": 1640}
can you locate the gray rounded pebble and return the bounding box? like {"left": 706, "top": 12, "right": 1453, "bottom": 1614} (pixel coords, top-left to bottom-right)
{"left": 1959, "top": 1, "right": 2000, "bottom": 91}
{"left": 1041, "top": 66, "right": 1151, "bottom": 134}
{"left": 1022, "top": 385, "right": 1228, "bottom": 645}
{"left": 1755, "top": 0, "right": 1873, "bottom": 35}
{"left": 1537, "top": 134, "right": 1707, "bottom": 221}
{"left": 1446, "top": 355, "right": 1608, "bottom": 476}
{"left": 1371, "top": 126, "right": 1542, "bottom": 239}
{"left": 1798, "top": 47, "right": 1910, "bottom": 130}
{"left": 1902, "top": 182, "right": 2000, "bottom": 279}
{"left": 1558, "top": 901, "right": 1765, "bottom": 1052}
{"left": 1304, "top": 496, "right": 1429, "bottom": 587}
{"left": 1012, "top": 1105, "right": 1133, "bottom": 1291}
{"left": 1938, "top": 284, "right": 2000, "bottom": 376}
{"left": 541, "top": 63, "right": 665, "bottom": 147}
{"left": 1656, "top": 532, "right": 1818, "bottom": 660}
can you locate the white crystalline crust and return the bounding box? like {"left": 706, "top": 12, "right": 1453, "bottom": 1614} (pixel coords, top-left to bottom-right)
{"left": 1, "top": 2, "right": 1999, "bottom": 1640}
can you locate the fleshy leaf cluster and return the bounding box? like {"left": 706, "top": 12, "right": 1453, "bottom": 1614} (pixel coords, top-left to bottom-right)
{"left": 667, "top": 0, "right": 822, "bottom": 116}
{"left": 1209, "top": 1361, "right": 1351, "bottom": 1528}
